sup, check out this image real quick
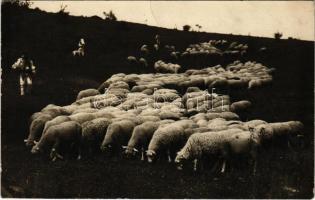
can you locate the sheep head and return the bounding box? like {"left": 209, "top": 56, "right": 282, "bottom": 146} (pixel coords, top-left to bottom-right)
{"left": 123, "top": 146, "right": 138, "bottom": 157}
{"left": 24, "top": 138, "right": 36, "bottom": 147}
{"left": 146, "top": 150, "right": 156, "bottom": 163}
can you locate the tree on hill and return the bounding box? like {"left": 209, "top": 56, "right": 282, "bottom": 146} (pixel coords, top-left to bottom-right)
{"left": 103, "top": 10, "right": 117, "bottom": 21}
{"left": 274, "top": 32, "right": 283, "bottom": 40}
{"left": 183, "top": 25, "right": 191, "bottom": 32}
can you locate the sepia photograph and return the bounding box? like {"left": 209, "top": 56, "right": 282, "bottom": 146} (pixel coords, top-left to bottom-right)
{"left": 1, "top": 0, "right": 314, "bottom": 198}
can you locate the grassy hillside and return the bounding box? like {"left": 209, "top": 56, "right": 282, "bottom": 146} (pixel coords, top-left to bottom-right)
{"left": 1, "top": 3, "right": 314, "bottom": 198}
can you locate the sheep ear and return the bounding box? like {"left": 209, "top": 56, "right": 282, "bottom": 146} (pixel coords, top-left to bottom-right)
{"left": 133, "top": 148, "right": 139, "bottom": 152}
{"left": 122, "top": 146, "right": 127, "bottom": 149}
{"left": 24, "top": 139, "right": 28, "bottom": 143}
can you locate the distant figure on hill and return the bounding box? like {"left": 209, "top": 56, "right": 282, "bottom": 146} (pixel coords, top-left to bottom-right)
{"left": 72, "top": 38, "right": 86, "bottom": 56}
{"left": 155, "top": 34, "right": 160, "bottom": 46}
{"left": 11, "top": 54, "right": 36, "bottom": 96}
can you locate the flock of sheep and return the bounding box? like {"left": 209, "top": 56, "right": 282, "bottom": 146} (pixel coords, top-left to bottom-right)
{"left": 25, "top": 38, "right": 303, "bottom": 174}
{"left": 182, "top": 40, "right": 248, "bottom": 57}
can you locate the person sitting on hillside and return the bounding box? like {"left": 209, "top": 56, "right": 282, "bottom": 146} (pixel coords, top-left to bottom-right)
{"left": 11, "top": 54, "right": 36, "bottom": 96}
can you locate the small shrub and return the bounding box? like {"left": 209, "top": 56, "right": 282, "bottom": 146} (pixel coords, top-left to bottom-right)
{"left": 183, "top": 25, "right": 191, "bottom": 32}
{"left": 103, "top": 10, "right": 117, "bottom": 21}
{"left": 274, "top": 32, "right": 283, "bottom": 40}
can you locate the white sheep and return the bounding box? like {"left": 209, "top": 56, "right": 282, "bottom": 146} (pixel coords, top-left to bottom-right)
{"left": 24, "top": 113, "right": 53, "bottom": 147}
{"left": 81, "top": 117, "right": 112, "bottom": 155}
{"left": 175, "top": 128, "right": 258, "bottom": 173}
{"left": 100, "top": 119, "right": 137, "bottom": 153}
{"left": 230, "top": 100, "right": 252, "bottom": 113}
{"left": 76, "top": 89, "right": 100, "bottom": 101}
{"left": 124, "top": 121, "right": 161, "bottom": 160}
{"left": 31, "top": 121, "right": 82, "bottom": 161}
{"left": 146, "top": 120, "right": 197, "bottom": 163}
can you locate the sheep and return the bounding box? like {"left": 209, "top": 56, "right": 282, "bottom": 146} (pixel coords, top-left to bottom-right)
{"left": 140, "top": 45, "right": 149, "bottom": 55}
{"left": 253, "top": 121, "right": 304, "bottom": 142}
{"left": 100, "top": 119, "right": 137, "bottom": 153}
{"left": 76, "top": 89, "right": 100, "bottom": 101}
{"left": 139, "top": 57, "right": 148, "bottom": 67}
{"left": 230, "top": 100, "right": 252, "bottom": 113}
{"left": 175, "top": 128, "right": 258, "bottom": 173}
{"left": 72, "top": 48, "right": 84, "bottom": 57}
{"left": 24, "top": 114, "right": 53, "bottom": 147}
{"left": 42, "top": 116, "right": 71, "bottom": 137}
{"left": 154, "top": 60, "right": 181, "bottom": 73}
{"left": 31, "top": 121, "right": 82, "bottom": 161}
{"left": 123, "top": 121, "right": 161, "bottom": 160}
{"left": 81, "top": 117, "right": 112, "bottom": 155}
{"left": 29, "top": 112, "right": 44, "bottom": 125}
{"left": 127, "top": 56, "right": 137, "bottom": 64}
{"left": 108, "top": 81, "right": 130, "bottom": 90}
{"left": 146, "top": 120, "right": 197, "bottom": 163}
{"left": 72, "top": 108, "right": 98, "bottom": 115}
{"left": 69, "top": 113, "right": 96, "bottom": 124}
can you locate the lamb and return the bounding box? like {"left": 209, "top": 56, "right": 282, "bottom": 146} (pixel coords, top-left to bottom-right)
{"left": 146, "top": 120, "right": 197, "bottom": 163}
{"left": 100, "top": 119, "right": 137, "bottom": 153}
{"left": 175, "top": 128, "right": 258, "bottom": 173}
{"left": 81, "top": 117, "right": 112, "bottom": 155}
{"left": 31, "top": 121, "right": 82, "bottom": 161}
{"left": 76, "top": 89, "right": 100, "bottom": 101}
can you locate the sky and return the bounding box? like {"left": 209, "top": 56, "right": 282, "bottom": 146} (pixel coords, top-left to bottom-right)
{"left": 31, "top": 1, "right": 314, "bottom": 41}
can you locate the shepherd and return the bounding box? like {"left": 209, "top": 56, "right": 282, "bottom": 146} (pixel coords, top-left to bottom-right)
{"left": 11, "top": 54, "right": 36, "bottom": 96}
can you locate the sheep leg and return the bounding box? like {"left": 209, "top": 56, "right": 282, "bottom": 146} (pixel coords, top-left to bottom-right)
{"left": 220, "top": 159, "right": 226, "bottom": 173}
{"left": 210, "top": 159, "right": 221, "bottom": 173}
{"left": 141, "top": 147, "right": 145, "bottom": 161}
{"left": 167, "top": 150, "right": 172, "bottom": 163}
{"left": 50, "top": 140, "right": 63, "bottom": 161}
{"left": 250, "top": 148, "right": 258, "bottom": 176}
{"left": 193, "top": 159, "right": 198, "bottom": 171}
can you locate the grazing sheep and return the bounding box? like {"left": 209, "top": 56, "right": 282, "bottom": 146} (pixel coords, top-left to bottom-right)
{"left": 31, "top": 121, "right": 82, "bottom": 161}
{"left": 25, "top": 114, "right": 53, "bottom": 147}
{"left": 146, "top": 120, "right": 197, "bottom": 163}
{"left": 42, "top": 116, "right": 71, "bottom": 136}
{"left": 81, "top": 118, "right": 112, "bottom": 155}
{"left": 175, "top": 128, "right": 258, "bottom": 173}
{"left": 253, "top": 121, "right": 304, "bottom": 141}
{"left": 124, "top": 121, "right": 161, "bottom": 160}
{"left": 100, "top": 119, "right": 137, "bottom": 153}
